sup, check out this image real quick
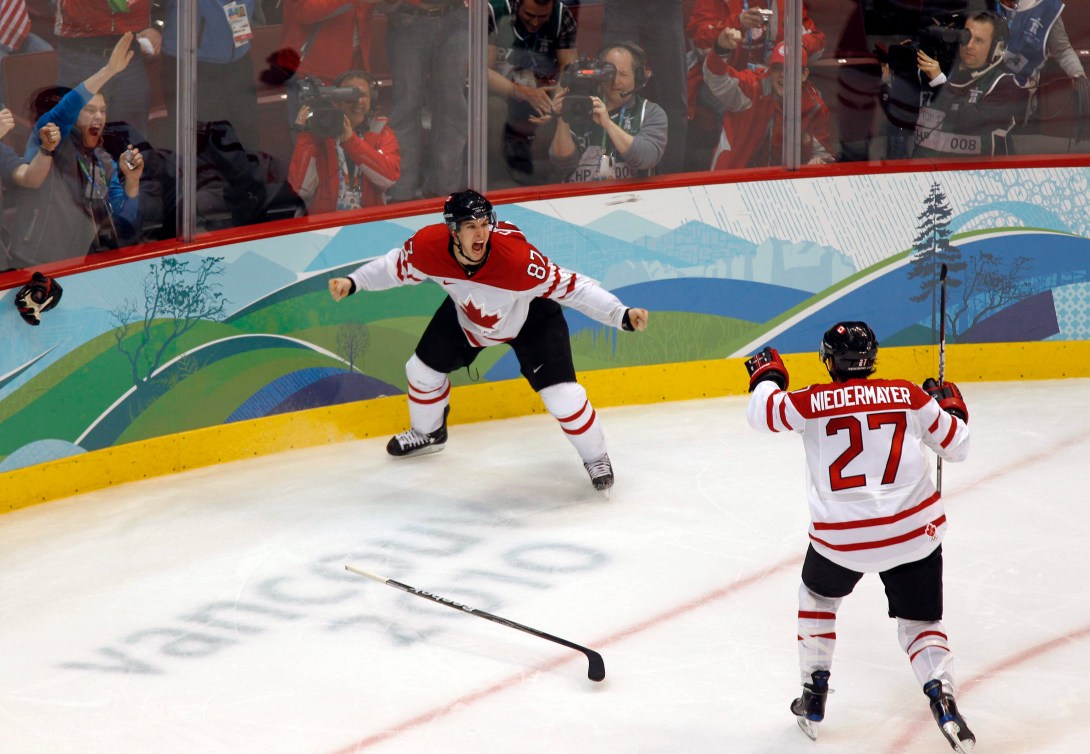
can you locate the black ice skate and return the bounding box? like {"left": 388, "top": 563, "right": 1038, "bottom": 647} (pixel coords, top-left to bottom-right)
{"left": 386, "top": 408, "right": 449, "bottom": 458}
{"left": 790, "top": 670, "right": 831, "bottom": 741}
{"left": 924, "top": 679, "right": 976, "bottom": 753}
{"left": 584, "top": 454, "right": 613, "bottom": 495}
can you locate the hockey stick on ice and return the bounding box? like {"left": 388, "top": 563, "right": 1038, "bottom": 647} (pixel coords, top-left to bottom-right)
{"left": 937, "top": 263, "right": 949, "bottom": 494}
{"left": 345, "top": 565, "right": 606, "bottom": 682}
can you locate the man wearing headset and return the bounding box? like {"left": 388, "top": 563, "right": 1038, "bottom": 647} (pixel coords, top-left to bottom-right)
{"left": 548, "top": 42, "right": 668, "bottom": 182}
{"left": 288, "top": 70, "right": 400, "bottom": 213}
{"left": 913, "top": 10, "right": 1028, "bottom": 157}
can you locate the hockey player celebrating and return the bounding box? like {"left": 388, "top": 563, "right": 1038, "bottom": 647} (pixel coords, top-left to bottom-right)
{"left": 743, "top": 322, "right": 975, "bottom": 753}
{"left": 328, "top": 189, "right": 649, "bottom": 493}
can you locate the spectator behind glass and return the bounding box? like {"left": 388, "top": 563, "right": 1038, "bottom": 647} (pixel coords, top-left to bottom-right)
{"left": 991, "top": 0, "right": 1088, "bottom": 139}
{"left": 687, "top": 0, "right": 825, "bottom": 121}
{"left": 53, "top": 0, "right": 162, "bottom": 142}
{"left": 603, "top": 0, "right": 689, "bottom": 174}
{"left": 383, "top": 0, "right": 469, "bottom": 202}
{"left": 704, "top": 38, "right": 833, "bottom": 169}
{"left": 912, "top": 11, "right": 1027, "bottom": 157}
{"left": 549, "top": 42, "right": 668, "bottom": 181}
{"left": 280, "top": 1, "right": 376, "bottom": 131}
{"left": 288, "top": 70, "right": 400, "bottom": 213}
{"left": 487, "top": 0, "right": 578, "bottom": 186}
{"left": 160, "top": 0, "right": 262, "bottom": 151}
{"left": 0, "top": 109, "right": 71, "bottom": 271}
{"left": 6, "top": 34, "right": 145, "bottom": 269}
{"left": 0, "top": 0, "right": 53, "bottom": 109}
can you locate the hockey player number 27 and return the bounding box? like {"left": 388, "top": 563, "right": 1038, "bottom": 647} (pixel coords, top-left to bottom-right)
{"left": 825, "top": 411, "right": 907, "bottom": 491}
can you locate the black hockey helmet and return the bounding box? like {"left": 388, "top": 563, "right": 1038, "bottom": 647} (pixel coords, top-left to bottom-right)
{"left": 819, "top": 321, "right": 878, "bottom": 379}
{"left": 443, "top": 190, "right": 496, "bottom": 233}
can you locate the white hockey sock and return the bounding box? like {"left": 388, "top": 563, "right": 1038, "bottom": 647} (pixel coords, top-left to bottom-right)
{"left": 898, "top": 618, "right": 955, "bottom": 693}
{"left": 538, "top": 382, "right": 607, "bottom": 462}
{"left": 797, "top": 584, "right": 842, "bottom": 682}
{"left": 405, "top": 354, "right": 450, "bottom": 433}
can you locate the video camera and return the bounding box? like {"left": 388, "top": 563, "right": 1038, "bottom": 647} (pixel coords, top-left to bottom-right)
{"left": 875, "top": 13, "right": 971, "bottom": 76}
{"left": 559, "top": 58, "right": 617, "bottom": 124}
{"left": 296, "top": 76, "right": 363, "bottom": 138}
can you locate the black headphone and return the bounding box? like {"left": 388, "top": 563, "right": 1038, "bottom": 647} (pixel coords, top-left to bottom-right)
{"left": 334, "top": 69, "right": 379, "bottom": 110}
{"left": 597, "top": 41, "right": 649, "bottom": 95}
{"left": 968, "top": 10, "right": 1009, "bottom": 61}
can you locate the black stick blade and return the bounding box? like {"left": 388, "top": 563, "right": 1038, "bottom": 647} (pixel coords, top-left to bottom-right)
{"left": 586, "top": 650, "right": 606, "bottom": 682}
{"left": 940, "top": 263, "right": 948, "bottom": 281}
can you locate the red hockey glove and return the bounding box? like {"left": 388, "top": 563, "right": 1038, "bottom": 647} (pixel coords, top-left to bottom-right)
{"left": 745, "top": 347, "right": 789, "bottom": 392}
{"left": 923, "top": 378, "right": 968, "bottom": 423}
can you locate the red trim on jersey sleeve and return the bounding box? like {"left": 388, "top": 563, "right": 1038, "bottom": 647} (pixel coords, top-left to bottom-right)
{"left": 778, "top": 397, "right": 794, "bottom": 430}
{"left": 810, "top": 515, "right": 946, "bottom": 551}
{"left": 928, "top": 416, "right": 941, "bottom": 434}
{"left": 765, "top": 392, "right": 780, "bottom": 432}
{"left": 559, "top": 272, "right": 578, "bottom": 299}
{"left": 940, "top": 419, "right": 958, "bottom": 448}
{"left": 812, "top": 491, "right": 941, "bottom": 531}
{"left": 542, "top": 266, "right": 563, "bottom": 298}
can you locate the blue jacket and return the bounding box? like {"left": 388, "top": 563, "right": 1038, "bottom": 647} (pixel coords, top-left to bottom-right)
{"left": 8, "top": 84, "right": 140, "bottom": 268}
{"left": 163, "top": 0, "right": 256, "bottom": 64}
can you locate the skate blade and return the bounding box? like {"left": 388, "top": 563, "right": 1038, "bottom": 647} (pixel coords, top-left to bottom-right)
{"left": 391, "top": 444, "right": 446, "bottom": 459}
{"left": 942, "top": 722, "right": 974, "bottom": 754}
{"left": 795, "top": 716, "right": 818, "bottom": 741}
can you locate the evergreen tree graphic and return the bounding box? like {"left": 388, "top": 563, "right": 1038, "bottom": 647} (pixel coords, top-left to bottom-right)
{"left": 908, "top": 182, "right": 965, "bottom": 343}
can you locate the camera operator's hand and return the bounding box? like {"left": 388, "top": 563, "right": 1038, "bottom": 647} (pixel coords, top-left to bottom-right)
{"left": 589, "top": 96, "right": 612, "bottom": 128}
{"left": 917, "top": 50, "right": 942, "bottom": 81}
{"left": 338, "top": 114, "right": 355, "bottom": 143}
{"left": 294, "top": 105, "right": 311, "bottom": 130}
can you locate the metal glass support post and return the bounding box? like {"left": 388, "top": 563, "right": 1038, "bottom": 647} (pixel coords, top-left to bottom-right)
{"left": 177, "top": 2, "right": 197, "bottom": 242}
{"left": 467, "top": 0, "right": 489, "bottom": 192}
{"left": 782, "top": 0, "right": 802, "bottom": 170}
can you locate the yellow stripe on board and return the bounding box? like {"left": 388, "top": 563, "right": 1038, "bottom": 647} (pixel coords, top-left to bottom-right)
{"left": 3, "top": 342, "right": 1088, "bottom": 512}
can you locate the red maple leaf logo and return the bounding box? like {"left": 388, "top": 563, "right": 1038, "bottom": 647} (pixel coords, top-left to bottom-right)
{"left": 461, "top": 298, "right": 502, "bottom": 330}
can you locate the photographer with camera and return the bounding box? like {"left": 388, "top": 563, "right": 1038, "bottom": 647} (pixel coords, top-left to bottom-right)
{"left": 548, "top": 42, "right": 668, "bottom": 182}
{"left": 288, "top": 71, "right": 400, "bottom": 214}
{"left": 911, "top": 11, "right": 1028, "bottom": 158}
{"left": 487, "top": 0, "right": 579, "bottom": 185}
{"left": 704, "top": 36, "right": 833, "bottom": 170}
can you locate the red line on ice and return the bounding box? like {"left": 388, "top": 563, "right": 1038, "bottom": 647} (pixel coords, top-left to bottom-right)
{"left": 326, "top": 554, "right": 799, "bottom": 753}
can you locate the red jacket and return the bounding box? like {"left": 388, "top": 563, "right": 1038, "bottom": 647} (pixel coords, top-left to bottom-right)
{"left": 57, "top": 0, "right": 152, "bottom": 37}
{"left": 281, "top": 1, "right": 375, "bottom": 84}
{"left": 686, "top": 0, "right": 825, "bottom": 118}
{"left": 704, "top": 53, "right": 832, "bottom": 170}
{"left": 288, "top": 117, "right": 400, "bottom": 214}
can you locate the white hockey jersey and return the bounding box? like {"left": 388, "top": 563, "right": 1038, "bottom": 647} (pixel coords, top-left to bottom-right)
{"left": 346, "top": 221, "right": 629, "bottom": 346}
{"left": 747, "top": 377, "right": 970, "bottom": 573}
